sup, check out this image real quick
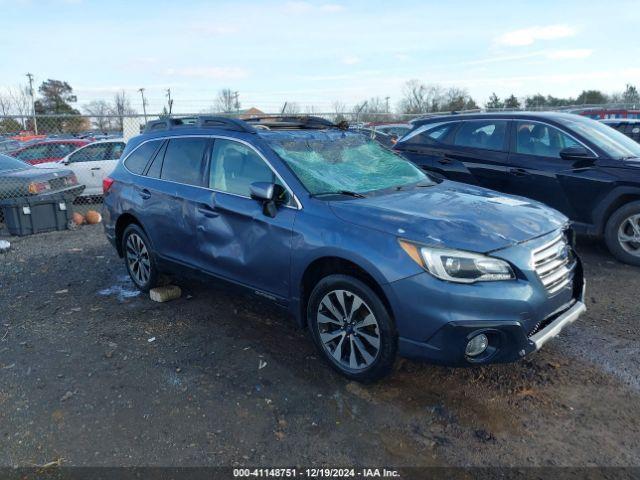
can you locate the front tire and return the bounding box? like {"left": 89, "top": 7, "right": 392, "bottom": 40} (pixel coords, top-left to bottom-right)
{"left": 121, "top": 224, "right": 160, "bottom": 292}
{"left": 307, "top": 274, "right": 397, "bottom": 382}
{"left": 604, "top": 201, "right": 640, "bottom": 266}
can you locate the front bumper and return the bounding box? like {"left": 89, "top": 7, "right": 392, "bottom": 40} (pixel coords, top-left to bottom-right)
{"left": 386, "top": 230, "right": 587, "bottom": 366}
{"left": 397, "top": 279, "right": 585, "bottom": 366}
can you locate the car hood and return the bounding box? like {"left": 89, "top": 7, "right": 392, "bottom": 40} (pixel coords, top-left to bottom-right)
{"left": 329, "top": 181, "right": 567, "bottom": 253}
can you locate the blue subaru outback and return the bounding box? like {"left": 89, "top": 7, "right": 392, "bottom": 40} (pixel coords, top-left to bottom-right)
{"left": 103, "top": 116, "right": 586, "bottom": 382}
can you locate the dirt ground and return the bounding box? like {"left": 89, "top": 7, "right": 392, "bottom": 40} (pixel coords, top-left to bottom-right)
{"left": 0, "top": 225, "right": 638, "bottom": 468}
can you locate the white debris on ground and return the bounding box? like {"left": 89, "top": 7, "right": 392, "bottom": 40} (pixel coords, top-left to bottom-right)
{"left": 0, "top": 240, "right": 10, "bottom": 253}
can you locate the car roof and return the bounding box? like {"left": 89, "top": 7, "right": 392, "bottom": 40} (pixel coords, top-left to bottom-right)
{"left": 600, "top": 118, "right": 640, "bottom": 124}
{"left": 411, "top": 111, "right": 588, "bottom": 127}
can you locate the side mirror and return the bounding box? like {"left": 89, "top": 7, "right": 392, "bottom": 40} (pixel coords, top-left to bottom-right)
{"left": 250, "top": 182, "right": 275, "bottom": 202}
{"left": 250, "top": 182, "right": 278, "bottom": 218}
{"left": 559, "top": 145, "right": 591, "bottom": 160}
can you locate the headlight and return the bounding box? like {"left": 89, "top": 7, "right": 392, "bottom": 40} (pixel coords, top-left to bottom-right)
{"left": 399, "top": 240, "right": 515, "bottom": 283}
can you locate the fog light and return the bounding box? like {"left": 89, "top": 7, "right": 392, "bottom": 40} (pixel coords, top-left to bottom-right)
{"left": 465, "top": 333, "right": 488, "bottom": 357}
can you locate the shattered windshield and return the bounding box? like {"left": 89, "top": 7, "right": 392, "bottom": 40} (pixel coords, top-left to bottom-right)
{"left": 266, "top": 132, "right": 430, "bottom": 195}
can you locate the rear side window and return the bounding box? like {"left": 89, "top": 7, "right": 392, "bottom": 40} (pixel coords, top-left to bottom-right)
{"left": 454, "top": 120, "right": 508, "bottom": 151}
{"left": 124, "top": 141, "right": 161, "bottom": 174}
{"left": 400, "top": 122, "right": 456, "bottom": 146}
{"left": 160, "top": 137, "right": 209, "bottom": 186}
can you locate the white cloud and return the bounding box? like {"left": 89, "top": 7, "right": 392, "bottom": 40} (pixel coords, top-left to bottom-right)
{"left": 545, "top": 49, "right": 592, "bottom": 59}
{"left": 320, "top": 3, "right": 344, "bottom": 12}
{"left": 495, "top": 24, "right": 577, "bottom": 47}
{"left": 164, "top": 67, "right": 249, "bottom": 80}
{"left": 341, "top": 55, "right": 361, "bottom": 65}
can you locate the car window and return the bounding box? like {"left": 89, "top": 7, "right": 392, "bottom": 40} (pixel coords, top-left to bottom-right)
{"left": 399, "top": 121, "right": 457, "bottom": 146}
{"left": 0, "top": 153, "right": 28, "bottom": 171}
{"left": 17, "top": 144, "right": 51, "bottom": 160}
{"left": 59, "top": 143, "right": 80, "bottom": 156}
{"left": 110, "top": 142, "right": 126, "bottom": 159}
{"left": 145, "top": 141, "right": 167, "bottom": 179}
{"left": 209, "top": 139, "right": 277, "bottom": 197}
{"left": 515, "top": 122, "right": 580, "bottom": 158}
{"left": 124, "top": 140, "right": 162, "bottom": 175}
{"left": 160, "top": 137, "right": 209, "bottom": 186}
{"left": 69, "top": 143, "right": 111, "bottom": 163}
{"left": 454, "top": 120, "right": 508, "bottom": 151}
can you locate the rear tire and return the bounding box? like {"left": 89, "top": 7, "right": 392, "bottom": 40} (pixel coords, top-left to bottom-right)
{"left": 307, "top": 274, "right": 397, "bottom": 383}
{"left": 121, "top": 224, "right": 160, "bottom": 292}
{"left": 604, "top": 201, "right": 640, "bottom": 266}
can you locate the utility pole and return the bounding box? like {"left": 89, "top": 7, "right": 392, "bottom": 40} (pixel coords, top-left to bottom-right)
{"left": 385, "top": 96, "right": 390, "bottom": 114}
{"left": 233, "top": 91, "right": 240, "bottom": 113}
{"left": 138, "top": 88, "right": 148, "bottom": 122}
{"left": 26, "top": 73, "right": 37, "bottom": 134}
{"left": 166, "top": 88, "right": 173, "bottom": 115}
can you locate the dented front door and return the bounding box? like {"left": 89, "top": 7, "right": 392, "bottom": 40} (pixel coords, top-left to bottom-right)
{"left": 194, "top": 191, "right": 297, "bottom": 301}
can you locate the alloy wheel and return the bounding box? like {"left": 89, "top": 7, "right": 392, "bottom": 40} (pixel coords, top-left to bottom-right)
{"left": 618, "top": 213, "right": 640, "bottom": 257}
{"left": 125, "top": 233, "right": 151, "bottom": 286}
{"left": 316, "top": 289, "right": 381, "bottom": 371}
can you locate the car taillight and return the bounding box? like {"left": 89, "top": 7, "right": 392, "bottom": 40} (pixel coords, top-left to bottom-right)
{"left": 103, "top": 177, "right": 115, "bottom": 194}
{"left": 28, "top": 181, "right": 52, "bottom": 194}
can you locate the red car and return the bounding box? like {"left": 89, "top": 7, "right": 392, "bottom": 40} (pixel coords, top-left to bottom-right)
{"left": 7, "top": 140, "right": 91, "bottom": 165}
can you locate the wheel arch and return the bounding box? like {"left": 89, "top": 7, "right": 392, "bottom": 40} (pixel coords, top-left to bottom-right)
{"left": 114, "top": 212, "right": 147, "bottom": 257}
{"left": 297, "top": 255, "right": 394, "bottom": 329}
{"left": 594, "top": 187, "right": 640, "bottom": 235}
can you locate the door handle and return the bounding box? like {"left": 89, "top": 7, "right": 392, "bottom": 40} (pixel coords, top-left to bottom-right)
{"left": 438, "top": 156, "right": 453, "bottom": 165}
{"left": 509, "top": 168, "right": 529, "bottom": 177}
{"left": 137, "top": 188, "right": 151, "bottom": 199}
{"left": 197, "top": 203, "right": 219, "bottom": 218}
{"left": 90, "top": 167, "right": 101, "bottom": 171}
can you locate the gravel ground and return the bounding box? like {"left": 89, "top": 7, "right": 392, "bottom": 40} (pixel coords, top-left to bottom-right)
{"left": 0, "top": 225, "right": 638, "bottom": 468}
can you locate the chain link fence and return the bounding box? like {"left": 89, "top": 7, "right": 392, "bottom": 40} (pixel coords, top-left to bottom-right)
{"left": 0, "top": 105, "right": 637, "bottom": 237}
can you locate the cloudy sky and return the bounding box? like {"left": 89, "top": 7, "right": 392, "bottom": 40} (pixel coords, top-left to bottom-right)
{"left": 1, "top": 0, "right": 639, "bottom": 113}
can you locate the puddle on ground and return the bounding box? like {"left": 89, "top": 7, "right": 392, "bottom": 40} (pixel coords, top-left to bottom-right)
{"left": 98, "top": 275, "right": 141, "bottom": 302}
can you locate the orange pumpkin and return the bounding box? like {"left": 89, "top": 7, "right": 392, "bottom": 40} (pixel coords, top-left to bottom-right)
{"left": 72, "top": 212, "right": 85, "bottom": 225}
{"left": 85, "top": 210, "right": 102, "bottom": 224}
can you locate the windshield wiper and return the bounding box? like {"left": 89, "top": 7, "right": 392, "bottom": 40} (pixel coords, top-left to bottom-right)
{"left": 311, "top": 190, "right": 367, "bottom": 198}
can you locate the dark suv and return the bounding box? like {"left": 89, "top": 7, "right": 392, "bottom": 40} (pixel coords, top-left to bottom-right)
{"left": 395, "top": 112, "right": 640, "bottom": 265}
{"left": 103, "top": 116, "right": 585, "bottom": 382}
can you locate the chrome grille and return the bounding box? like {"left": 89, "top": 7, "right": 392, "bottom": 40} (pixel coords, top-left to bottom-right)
{"left": 532, "top": 233, "right": 575, "bottom": 296}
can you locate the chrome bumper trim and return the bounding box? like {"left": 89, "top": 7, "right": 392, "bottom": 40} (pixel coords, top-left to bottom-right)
{"left": 530, "top": 282, "right": 586, "bottom": 350}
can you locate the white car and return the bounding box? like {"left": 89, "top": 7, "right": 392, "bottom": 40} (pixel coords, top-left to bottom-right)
{"left": 36, "top": 139, "right": 126, "bottom": 196}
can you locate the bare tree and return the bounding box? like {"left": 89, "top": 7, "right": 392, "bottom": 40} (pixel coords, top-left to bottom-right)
{"left": 83, "top": 100, "right": 113, "bottom": 131}
{"left": 214, "top": 88, "right": 238, "bottom": 113}
{"left": 398, "top": 80, "right": 444, "bottom": 114}
{"left": 0, "top": 90, "right": 11, "bottom": 116}
{"left": 332, "top": 100, "right": 347, "bottom": 123}
{"left": 353, "top": 97, "right": 390, "bottom": 123}
{"left": 280, "top": 101, "right": 300, "bottom": 114}
{"left": 111, "top": 91, "right": 136, "bottom": 131}
{"left": 8, "top": 85, "right": 32, "bottom": 117}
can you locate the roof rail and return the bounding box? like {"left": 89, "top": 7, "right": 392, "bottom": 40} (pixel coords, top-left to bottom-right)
{"left": 243, "top": 115, "right": 336, "bottom": 129}
{"left": 143, "top": 116, "right": 256, "bottom": 134}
